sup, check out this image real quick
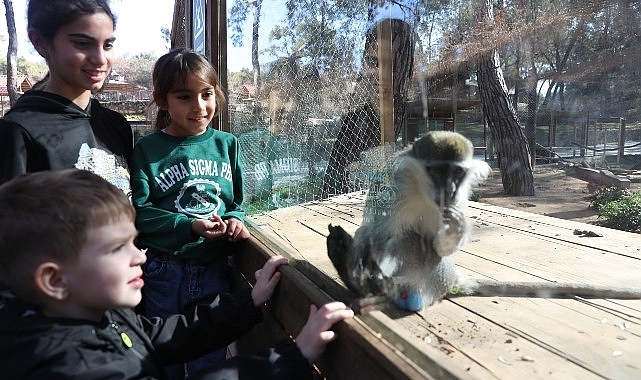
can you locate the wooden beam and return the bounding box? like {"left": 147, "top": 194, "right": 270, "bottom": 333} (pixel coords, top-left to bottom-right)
{"left": 209, "top": 0, "right": 230, "bottom": 132}
{"left": 377, "top": 19, "right": 395, "bottom": 144}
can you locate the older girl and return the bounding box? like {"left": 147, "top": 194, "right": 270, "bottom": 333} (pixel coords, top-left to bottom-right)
{"left": 0, "top": 0, "right": 132, "bottom": 195}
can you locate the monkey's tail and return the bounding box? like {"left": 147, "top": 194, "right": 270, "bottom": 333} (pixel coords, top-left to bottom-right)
{"left": 461, "top": 279, "right": 641, "bottom": 299}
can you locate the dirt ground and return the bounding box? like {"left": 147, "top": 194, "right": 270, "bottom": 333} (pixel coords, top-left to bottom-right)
{"left": 474, "top": 165, "right": 640, "bottom": 225}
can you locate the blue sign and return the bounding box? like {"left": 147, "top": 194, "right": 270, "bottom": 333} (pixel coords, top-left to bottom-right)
{"left": 192, "top": 0, "right": 206, "bottom": 55}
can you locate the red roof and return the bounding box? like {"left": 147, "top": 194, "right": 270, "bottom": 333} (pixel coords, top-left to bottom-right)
{"left": 236, "top": 83, "right": 256, "bottom": 100}
{"left": 0, "top": 74, "right": 34, "bottom": 96}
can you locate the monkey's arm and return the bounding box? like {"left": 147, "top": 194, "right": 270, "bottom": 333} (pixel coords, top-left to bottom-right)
{"left": 433, "top": 205, "right": 469, "bottom": 257}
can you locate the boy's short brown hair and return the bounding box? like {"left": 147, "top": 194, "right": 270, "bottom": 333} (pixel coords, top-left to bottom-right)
{"left": 0, "top": 169, "right": 135, "bottom": 300}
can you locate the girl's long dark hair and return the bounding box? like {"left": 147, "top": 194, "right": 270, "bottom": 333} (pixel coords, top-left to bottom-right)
{"left": 28, "top": 0, "right": 116, "bottom": 44}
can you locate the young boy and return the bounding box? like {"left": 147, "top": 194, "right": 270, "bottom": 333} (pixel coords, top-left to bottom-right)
{"left": 0, "top": 169, "right": 353, "bottom": 380}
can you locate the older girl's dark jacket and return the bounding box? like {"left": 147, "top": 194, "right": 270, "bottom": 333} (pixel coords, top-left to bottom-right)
{"left": 0, "top": 90, "right": 133, "bottom": 195}
{"left": 0, "top": 289, "right": 312, "bottom": 380}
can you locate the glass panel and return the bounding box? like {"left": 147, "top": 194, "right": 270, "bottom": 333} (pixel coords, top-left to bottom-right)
{"left": 227, "top": 0, "right": 641, "bottom": 224}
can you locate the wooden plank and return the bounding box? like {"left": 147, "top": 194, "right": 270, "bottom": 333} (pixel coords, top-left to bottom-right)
{"left": 458, "top": 236, "right": 641, "bottom": 287}
{"left": 245, "top": 193, "right": 641, "bottom": 379}
{"left": 401, "top": 299, "right": 607, "bottom": 380}
{"left": 450, "top": 296, "right": 641, "bottom": 379}
{"left": 468, "top": 202, "right": 641, "bottom": 258}
{"left": 252, "top": 195, "right": 641, "bottom": 260}
{"left": 251, "top": 199, "right": 641, "bottom": 289}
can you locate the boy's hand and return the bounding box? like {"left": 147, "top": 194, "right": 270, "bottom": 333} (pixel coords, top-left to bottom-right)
{"left": 251, "top": 255, "right": 288, "bottom": 306}
{"left": 225, "top": 218, "right": 250, "bottom": 241}
{"left": 295, "top": 302, "right": 354, "bottom": 362}
{"left": 192, "top": 215, "right": 226, "bottom": 239}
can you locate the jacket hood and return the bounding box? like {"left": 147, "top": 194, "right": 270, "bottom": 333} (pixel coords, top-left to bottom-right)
{"left": 5, "top": 90, "right": 91, "bottom": 119}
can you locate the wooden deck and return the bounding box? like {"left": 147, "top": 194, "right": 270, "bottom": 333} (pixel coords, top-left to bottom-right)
{"left": 242, "top": 192, "right": 641, "bottom": 380}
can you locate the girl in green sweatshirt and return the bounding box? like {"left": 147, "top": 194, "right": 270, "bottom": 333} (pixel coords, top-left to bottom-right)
{"left": 130, "top": 48, "right": 250, "bottom": 379}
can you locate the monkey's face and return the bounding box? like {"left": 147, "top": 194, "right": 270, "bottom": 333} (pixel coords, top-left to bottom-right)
{"left": 425, "top": 163, "right": 468, "bottom": 209}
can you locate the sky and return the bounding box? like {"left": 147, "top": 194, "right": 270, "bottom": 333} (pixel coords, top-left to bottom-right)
{"left": 0, "top": 0, "right": 261, "bottom": 71}
{"left": 0, "top": 0, "right": 178, "bottom": 62}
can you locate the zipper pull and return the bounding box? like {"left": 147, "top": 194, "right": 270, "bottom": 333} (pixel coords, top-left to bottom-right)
{"left": 110, "top": 321, "right": 133, "bottom": 349}
{"left": 120, "top": 332, "right": 133, "bottom": 349}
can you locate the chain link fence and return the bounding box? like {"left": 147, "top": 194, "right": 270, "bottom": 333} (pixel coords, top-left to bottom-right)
{"left": 227, "top": 0, "right": 641, "bottom": 215}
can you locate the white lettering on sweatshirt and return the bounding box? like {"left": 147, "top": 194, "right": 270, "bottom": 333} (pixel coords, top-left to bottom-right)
{"left": 155, "top": 163, "right": 190, "bottom": 191}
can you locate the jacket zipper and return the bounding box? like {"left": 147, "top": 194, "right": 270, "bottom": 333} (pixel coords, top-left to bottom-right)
{"left": 109, "top": 321, "right": 147, "bottom": 361}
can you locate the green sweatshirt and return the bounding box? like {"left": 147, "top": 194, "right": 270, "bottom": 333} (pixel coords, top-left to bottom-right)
{"left": 130, "top": 127, "right": 245, "bottom": 261}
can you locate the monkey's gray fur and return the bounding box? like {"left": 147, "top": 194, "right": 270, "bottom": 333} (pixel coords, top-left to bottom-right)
{"left": 327, "top": 131, "right": 641, "bottom": 313}
{"left": 327, "top": 131, "right": 491, "bottom": 311}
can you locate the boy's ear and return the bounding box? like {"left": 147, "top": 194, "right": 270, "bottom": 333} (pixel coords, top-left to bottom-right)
{"left": 34, "top": 262, "right": 68, "bottom": 300}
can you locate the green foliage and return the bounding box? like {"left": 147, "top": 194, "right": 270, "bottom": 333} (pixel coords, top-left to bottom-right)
{"left": 0, "top": 57, "right": 48, "bottom": 80}
{"left": 228, "top": 68, "right": 254, "bottom": 90}
{"left": 588, "top": 186, "right": 631, "bottom": 209}
{"left": 244, "top": 175, "right": 323, "bottom": 215}
{"left": 469, "top": 190, "right": 481, "bottom": 202}
{"left": 596, "top": 191, "right": 641, "bottom": 233}
{"left": 112, "top": 53, "right": 157, "bottom": 88}
{"left": 228, "top": 0, "right": 251, "bottom": 48}
{"left": 271, "top": 176, "right": 322, "bottom": 208}
{"left": 244, "top": 197, "right": 276, "bottom": 215}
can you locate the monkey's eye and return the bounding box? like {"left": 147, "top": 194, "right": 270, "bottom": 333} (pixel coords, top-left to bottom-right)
{"left": 425, "top": 165, "right": 447, "bottom": 178}
{"left": 452, "top": 166, "right": 467, "bottom": 181}
{"left": 425, "top": 165, "right": 466, "bottom": 182}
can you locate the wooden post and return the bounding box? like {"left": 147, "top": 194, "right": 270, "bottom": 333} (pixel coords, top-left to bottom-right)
{"left": 551, "top": 111, "right": 557, "bottom": 150}
{"left": 209, "top": 0, "right": 230, "bottom": 132}
{"left": 548, "top": 111, "right": 553, "bottom": 155}
{"left": 618, "top": 117, "right": 626, "bottom": 159}
{"left": 573, "top": 125, "right": 577, "bottom": 157}
{"left": 184, "top": 0, "right": 193, "bottom": 49}
{"left": 377, "top": 19, "right": 395, "bottom": 145}
{"left": 451, "top": 65, "right": 458, "bottom": 132}
{"left": 582, "top": 113, "right": 589, "bottom": 157}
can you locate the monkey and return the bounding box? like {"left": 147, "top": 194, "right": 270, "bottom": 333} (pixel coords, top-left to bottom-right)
{"left": 326, "top": 131, "right": 641, "bottom": 313}
{"left": 328, "top": 130, "right": 490, "bottom": 312}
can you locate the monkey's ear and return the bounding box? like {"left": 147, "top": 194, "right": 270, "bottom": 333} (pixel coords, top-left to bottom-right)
{"left": 34, "top": 262, "right": 69, "bottom": 301}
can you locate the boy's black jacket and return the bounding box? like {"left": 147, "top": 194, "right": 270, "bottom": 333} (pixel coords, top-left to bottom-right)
{"left": 0, "top": 289, "right": 312, "bottom": 380}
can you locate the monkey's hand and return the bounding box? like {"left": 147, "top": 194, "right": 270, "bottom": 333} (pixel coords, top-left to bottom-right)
{"left": 433, "top": 206, "right": 468, "bottom": 257}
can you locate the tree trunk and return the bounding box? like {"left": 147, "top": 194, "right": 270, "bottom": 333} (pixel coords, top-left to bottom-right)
{"left": 475, "top": 0, "right": 534, "bottom": 196}
{"left": 525, "top": 65, "right": 538, "bottom": 167}
{"left": 248, "top": 0, "right": 262, "bottom": 114}
{"left": 4, "top": 0, "right": 18, "bottom": 106}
